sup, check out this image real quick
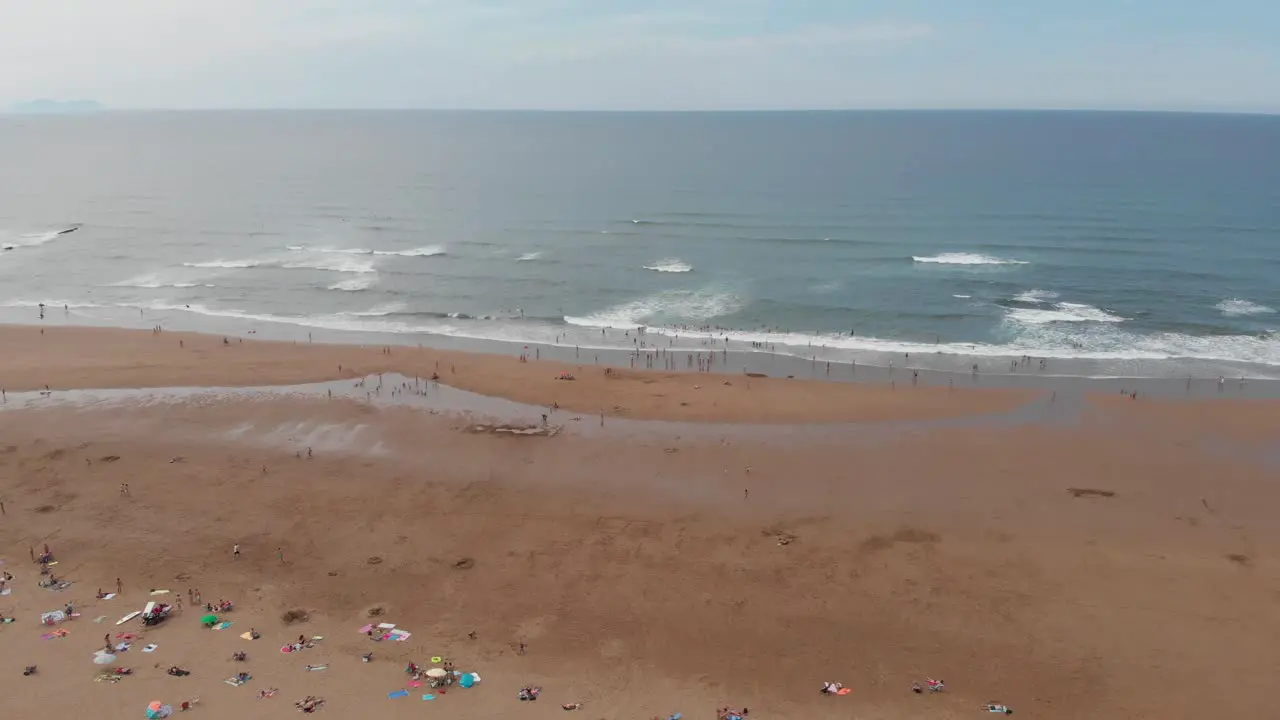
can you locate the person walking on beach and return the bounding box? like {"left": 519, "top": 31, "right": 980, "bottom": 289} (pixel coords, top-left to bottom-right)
{"left": 277, "top": 547, "right": 285, "bottom": 564}
{"left": 116, "top": 577, "right": 122, "bottom": 594}
{"left": 233, "top": 543, "right": 240, "bottom": 558}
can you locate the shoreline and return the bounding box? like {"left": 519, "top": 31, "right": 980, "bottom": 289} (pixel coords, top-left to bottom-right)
{"left": 6, "top": 310, "right": 1280, "bottom": 400}
{"left": 0, "top": 323, "right": 1045, "bottom": 424}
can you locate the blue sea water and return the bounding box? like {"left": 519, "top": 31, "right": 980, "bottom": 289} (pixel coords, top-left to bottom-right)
{"left": 0, "top": 110, "right": 1277, "bottom": 378}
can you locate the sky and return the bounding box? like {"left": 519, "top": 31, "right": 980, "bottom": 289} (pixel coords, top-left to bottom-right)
{"left": 2, "top": 0, "right": 1278, "bottom": 111}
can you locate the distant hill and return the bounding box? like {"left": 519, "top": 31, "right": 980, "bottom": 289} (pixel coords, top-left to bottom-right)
{"left": 9, "top": 99, "right": 104, "bottom": 114}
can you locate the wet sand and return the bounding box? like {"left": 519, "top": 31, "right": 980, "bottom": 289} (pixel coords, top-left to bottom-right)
{"left": 0, "top": 326, "right": 1278, "bottom": 719}
{"left": 0, "top": 324, "right": 1040, "bottom": 423}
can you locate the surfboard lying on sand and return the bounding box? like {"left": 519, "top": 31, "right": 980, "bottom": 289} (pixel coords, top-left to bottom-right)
{"left": 116, "top": 610, "right": 142, "bottom": 625}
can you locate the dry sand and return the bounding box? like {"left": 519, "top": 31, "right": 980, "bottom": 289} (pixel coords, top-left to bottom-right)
{"left": 1, "top": 325, "right": 1277, "bottom": 719}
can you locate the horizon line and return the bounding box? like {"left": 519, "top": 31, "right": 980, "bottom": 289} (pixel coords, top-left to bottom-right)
{"left": 5, "top": 106, "right": 1280, "bottom": 117}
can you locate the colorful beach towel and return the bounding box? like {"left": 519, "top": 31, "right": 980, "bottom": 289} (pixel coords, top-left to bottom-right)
{"left": 388, "top": 690, "right": 410, "bottom": 699}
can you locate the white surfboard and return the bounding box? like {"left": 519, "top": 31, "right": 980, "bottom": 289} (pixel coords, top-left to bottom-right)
{"left": 116, "top": 610, "right": 142, "bottom": 625}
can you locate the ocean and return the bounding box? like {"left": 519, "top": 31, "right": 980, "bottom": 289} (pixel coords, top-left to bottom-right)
{"left": 1, "top": 110, "right": 1278, "bottom": 380}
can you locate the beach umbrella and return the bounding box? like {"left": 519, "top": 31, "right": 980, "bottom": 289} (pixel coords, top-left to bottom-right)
{"left": 425, "top": 668, "right": 448, "bottom": 678}
{"left": 201, "top": 614, "right": 218, "bottom": 625}
{"left": 94, "top": 653, "right": 117, "bottom": 665}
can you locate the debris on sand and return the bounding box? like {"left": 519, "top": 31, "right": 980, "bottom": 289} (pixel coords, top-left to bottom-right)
{"left": 281, "top": 609, "right": 310, "bottom": 625}
{"left": 465, "top": 423, "right": 560, "bottom": 437}
{"left": 1067, "top": 488, "right": 1116, "bottom": 498}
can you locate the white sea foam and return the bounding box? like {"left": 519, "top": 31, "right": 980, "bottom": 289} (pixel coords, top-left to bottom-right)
{"left": 1012, "top": 289, "right": 1059, "bottom": 304}
{"left": 517, "top": 252, "right": 543, "bottom": 262}
{"left": 110, "top": 272, "right": 211, "bottom": 289}
{"left": 374, "top": 246, "right": 445, "bottom": 257}
{"left": 913, "top": 253, "right": 1027, "bottom": 266}
{"left": 564, "top": 288, "right": 741, "bottom": 329}
{"left": 184, "top": 259, "right": 263, "bottom": 269}
{"left": 286, "top": 245, "right": 370, "bottom": 255}
{"left": 186, "top": 256, "right": 375, "bottom": 273}
{"left": 327, "top": 276, "right": 377, "bottom": 291}
{"left": 9, "top": 297, "right": 1273, "bottom": 368}
{"left": 1005, "top": 302, "right": 1125, "bottom": 324}
{"left": 643, "top": 258, "right": 693, "bottom": 273}
{"left": 286, "top": 244, "right": 446, "bottom": 258}
{"left": 1217, "top": 298, "right": 1275, "bottom": 317}
{"left": 596, "top": 319, "right": 1279, "bottom": 366}
{"left": 953, "top": 294, "right": 971, "bottom": 299}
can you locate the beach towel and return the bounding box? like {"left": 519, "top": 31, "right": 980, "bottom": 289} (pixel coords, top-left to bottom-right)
{"left": 101, "top": 593, "right": 116, "bottom": 600}
{"left": 150, "top": 589, "right": 171, "bottom": 596}
{"left": 390, "top": 630, "right": 411, "bottom": 641}
{"left": 116, "top": 633, "right": 137, "bottom": 640}
{"left": 1, "top": 588, "right": 11, "bottom": 595}
{"left": 306, "top": 665, "right": 328, "bottom": 672}
{"left": 358, "top": 624, "right": 373, "bottom": 634}
{"left": 225, "top": 678, "right": 246, "bottom": 687}
{"left": 836, "top": 688, "right": 851, "bottom": 695}
{"left": 377, "top": 623, "right": 396, "bottom": 629}
{"left": 388, "top": 690, "right": 410, "bottom": 699}
{"left": 115, "top": 642, "right": 131, "bottom": 652}
{"left": 142, "top": 644, "right": 158, "bottom": 653}
{"left": 212, "top": 621, "right": 233, "bottom": 630}
{"left": 422, "top": 694, "right": 435, "bottom": 701}
{"left": 408, "top": 681, "right": 423, "bottom": 688}
{"left": 240, "top": 632, "right": 254, "bottom": 640}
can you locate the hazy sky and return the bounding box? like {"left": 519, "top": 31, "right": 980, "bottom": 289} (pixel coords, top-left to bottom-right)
{"left": 3, "top": 0, "right": 1278, "bottom": 111}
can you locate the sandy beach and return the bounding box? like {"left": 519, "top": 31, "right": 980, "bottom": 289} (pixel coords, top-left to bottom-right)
{"left": 1, "top": 324, "right": 1277, "bottom": 719}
